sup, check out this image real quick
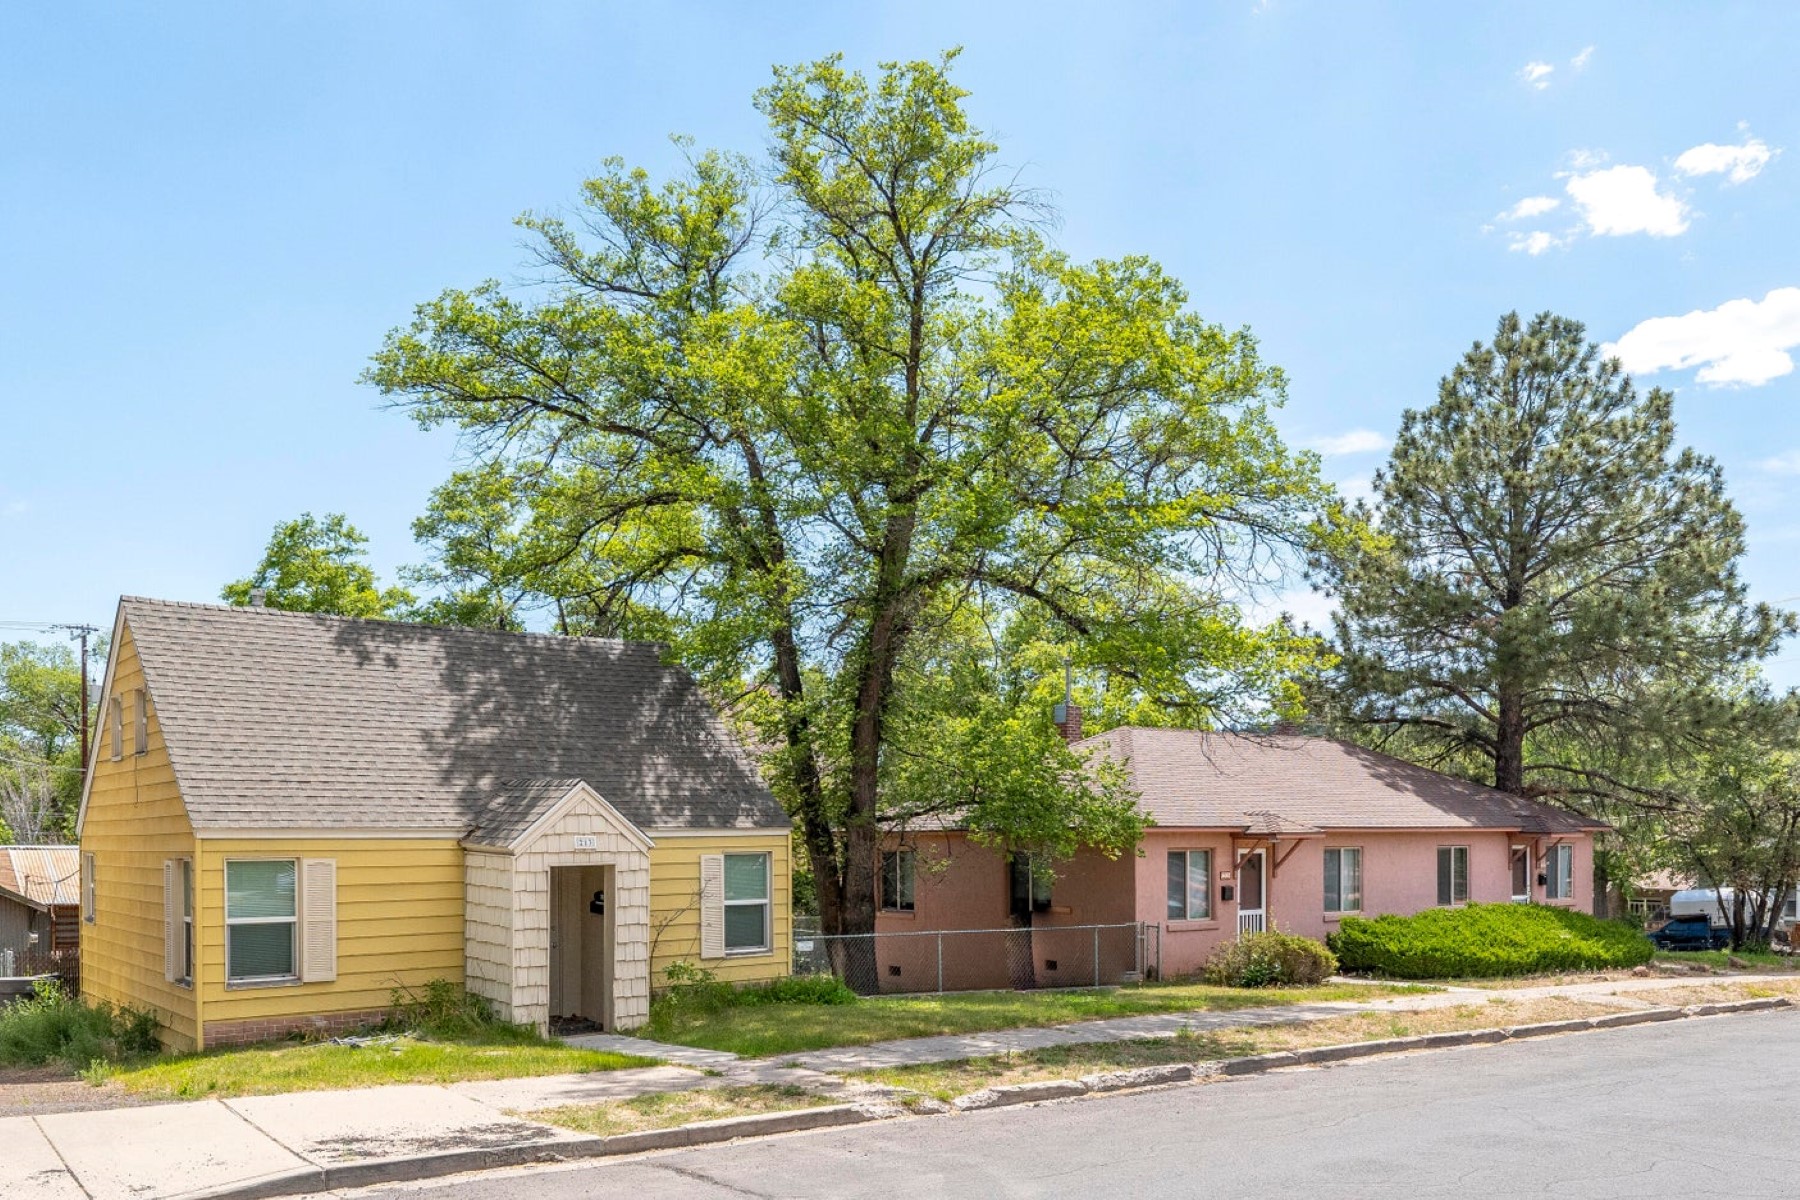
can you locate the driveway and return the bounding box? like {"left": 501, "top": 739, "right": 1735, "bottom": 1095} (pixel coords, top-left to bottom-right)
{"left": 330, "top": 1008, "right": 1800, "bottom": 1199}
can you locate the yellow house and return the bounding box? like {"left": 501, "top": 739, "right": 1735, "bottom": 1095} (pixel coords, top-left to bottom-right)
{"left": 77, "top": 598, "right": 791, "bottom": 1051}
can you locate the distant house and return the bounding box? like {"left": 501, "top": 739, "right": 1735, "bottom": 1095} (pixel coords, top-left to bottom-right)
{"left": 78, "top": 598, "right": 792, "bottom": 1050}
{"left": 876, "top": 718, "right": 1603, "bottom": 987}
{"left": 0, "top": 845, "right": 80, "bottom": 963}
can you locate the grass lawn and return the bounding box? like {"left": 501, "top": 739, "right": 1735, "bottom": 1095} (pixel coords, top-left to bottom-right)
{"left": 526, "top": 1084, "right": 827, "bottom": 1136}
{"left": 105, "top": 1033, "right": 656, "bottom": 1100}
{"left": 1653, "top": 949, "right": 1798, "bottom": 971}
{"left": 846, "top": 995, "right": 1616, "bottom": 1102}
{"left": 645, "top": 979, "right": 1432, "bottom": 1059}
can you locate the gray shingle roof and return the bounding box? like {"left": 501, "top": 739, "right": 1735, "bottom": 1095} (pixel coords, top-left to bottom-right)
{"left": 120, "top": 598, "right": 787, "bottom": 834}
{"left": 1078, "top": 728, "right": 1601, "bottom": 835}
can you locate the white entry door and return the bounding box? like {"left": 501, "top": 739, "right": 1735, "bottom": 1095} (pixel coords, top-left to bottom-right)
{"left": 1237, "top": 850, "right": 1267, "bottom": 937}
{"left": 1511, "top": 846, "right": 1531, "bottom": 903}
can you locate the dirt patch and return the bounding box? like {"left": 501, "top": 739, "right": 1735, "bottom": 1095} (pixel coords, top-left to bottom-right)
{"left": 524, "top": 1084, "right": 828, "bottom": 1137}
{"left": 846, "top": 996, "right": 1624, "bottom": 1101}
{"left": 0, "top": 1067, "right": 159, "bottom": 1117}
{"left": 1622, "top": 980, "right": 1800, "bottom": 1008}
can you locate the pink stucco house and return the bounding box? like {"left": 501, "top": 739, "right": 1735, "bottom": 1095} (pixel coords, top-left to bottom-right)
{"left": 875, "top": 725, "right": 1602, "bottom": 984}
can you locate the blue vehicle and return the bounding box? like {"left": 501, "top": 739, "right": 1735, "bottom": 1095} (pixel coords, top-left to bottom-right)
{"left": 1649, "top": 913, "right": 1730, "bottom": 952}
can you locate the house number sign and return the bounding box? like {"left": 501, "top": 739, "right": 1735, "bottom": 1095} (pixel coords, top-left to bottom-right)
{"left": 572, "top": 835, "right": 599, "bottom": 850}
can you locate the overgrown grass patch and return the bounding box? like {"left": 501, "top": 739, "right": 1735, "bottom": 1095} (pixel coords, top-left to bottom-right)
{"left": 1330, "top": 904, "right": 1654, "bottom": 979}
{"left": 107, "top": 1034, "right": 655, "bottom": 1099}
{"left": 525, "top": 1084, "right": 828, "bottom": 1136}
{"left": 644, "top": 979, "right": 1431, "bottom": 1058}
{"left": 0, "top": 980, "right": 160, "bottom": 1072}
{"left": 845, "top": 996, "right": 1619, "bottom": 1101}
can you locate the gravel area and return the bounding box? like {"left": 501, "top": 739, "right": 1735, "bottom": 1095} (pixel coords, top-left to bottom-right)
{"left": 0, "top": 1066, "right": 163, "bottom": 1117}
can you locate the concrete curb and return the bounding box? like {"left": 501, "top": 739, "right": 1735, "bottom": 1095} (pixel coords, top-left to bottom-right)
{"left": 178, "top": 1104, "right": 882, "bottom": 1200}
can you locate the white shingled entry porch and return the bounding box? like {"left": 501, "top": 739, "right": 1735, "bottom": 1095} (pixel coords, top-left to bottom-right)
{"left": 462, "top": 782, "right": 653, "bottom": 1034}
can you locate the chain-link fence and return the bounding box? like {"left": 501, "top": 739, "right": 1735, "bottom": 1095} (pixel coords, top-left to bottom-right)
{"left": 793, "top": 922, "right": 1158, "bottom": 995}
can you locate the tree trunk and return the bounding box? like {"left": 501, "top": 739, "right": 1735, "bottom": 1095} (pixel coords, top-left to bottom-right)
{"left": 1494, "top": 682, "right": 1527, "bottom": 795}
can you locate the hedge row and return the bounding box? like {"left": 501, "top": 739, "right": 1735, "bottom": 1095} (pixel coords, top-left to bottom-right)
{"left": 1327, "top": 902, "right": 1654, "bottom": 979}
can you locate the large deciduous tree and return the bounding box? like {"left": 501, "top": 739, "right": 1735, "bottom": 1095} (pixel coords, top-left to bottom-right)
{"left": 223, "top": 512, "right": 415, "bottom": 618}
{"left": 0, "top": 639, "right": 89, "bottom": 840}
{"left": 1313, "top": 312, "right": 1790, "bottom": 809}
{"left": 369, "top": 52, "right": 1334, "bottom": 938}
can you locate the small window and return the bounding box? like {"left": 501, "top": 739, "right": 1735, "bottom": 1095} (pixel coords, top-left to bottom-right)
{"left": 226, "top": 859, "right": 298, "bottom": 982}
{"left": 1166, "top": 850, "right": 1212, "bottom": 921}
{"left": 1008, "top": 852, "right": 1053, "bottom": 917}
{"left": 179, "top": 858, "right": 194, "bottom": 985}
{"left": 1325, "top": 847, "right": 1363, "bottom": 913}
{"left": 108, "top": 697, "right": 124, "bottom": 762}
{"left": 1437, "top": 846, "right": 1469, "bottom": 906}
{"left": 82, "top": 852, "right": 96, "bottom": 923}
{"left": 133, "top": 688, "right": 149, "bottom": 756}
{"left": 722, "top": 852, "right": 771, "bottom": 953}
{"left": 1546, "top": 844, "right": 1574, "bottom": 900}
{"left": 880, "top": 850, "right": 915, "bottom": 912}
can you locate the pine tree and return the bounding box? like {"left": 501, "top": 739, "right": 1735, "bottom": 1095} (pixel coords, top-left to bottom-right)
{"left": 1314, "top": 311, "right": 1791, "bottom": 804}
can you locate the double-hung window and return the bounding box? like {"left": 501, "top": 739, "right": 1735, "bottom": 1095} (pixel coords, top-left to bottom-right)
{"left": 1166, "top": 850, "right": 1212, "bottom": 921}
{"left": 108, "top": 697, "right": 124, "bottom": 761}
{"left": 133, "top": 688, "right": 149, "bottom": 756}
{"left": 1436, "top": 846, "right": 1469, "bottom": 906}
{"left": 722, "top": 852, "right": 771, "bottom": 954}
{"left": 82, "top": 852, "right": 95, "bottom": 923}
{"left": 1545, "top": 844, "right": 1574, "bottom": 900}
{"left": 226, "top": 859, "right": 298, "bottom": 982}
{"left": 1008, "top": 853, "right": 1053, "bottom": 917}
{"left": 1324, "top": 847, "right": 1363, "bottom": 914}
{"left": 880, "top": 850, "right": 915, "bottom": 912}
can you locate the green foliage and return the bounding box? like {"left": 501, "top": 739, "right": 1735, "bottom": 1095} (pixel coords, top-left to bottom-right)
{"left": 384, "top": 978, "right": 537, "bottom": 1042}
{"left": 0, "top": 979, "right": 160, "bottom": 1071}
{"left": 1202, "top": 929, "right": 1338, "bottom": 987}
{"left": 1313, "top": 312, "right": 1790, "bottom": 804}
{"left": 368, "top": 50, "right": 1337, "bottom": 932}
{"left": 647, "top": 963, "right": 858, "bottom": 1033}
{"left": 1328, "top": 903, "right": 1654, "bottom": 979}
{"left": 0, "top": 639, "right": 90, "bottom": 839}
{"left": 224, "top": 512, "right": 415, "bottom": 619}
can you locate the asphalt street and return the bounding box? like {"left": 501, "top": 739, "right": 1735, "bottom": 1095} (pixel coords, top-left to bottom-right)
{"left": 338, "top": 1009, "right": 1800, "bottom": 1200}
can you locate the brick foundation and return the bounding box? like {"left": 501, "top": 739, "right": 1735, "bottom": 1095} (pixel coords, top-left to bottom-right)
{"left": 201, "top": 1007, "right": 391, "bottom": 1048}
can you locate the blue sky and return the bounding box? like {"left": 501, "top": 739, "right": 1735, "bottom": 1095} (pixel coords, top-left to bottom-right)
{"left": 4, "top": 3, "right": 1799, "bottom": 678}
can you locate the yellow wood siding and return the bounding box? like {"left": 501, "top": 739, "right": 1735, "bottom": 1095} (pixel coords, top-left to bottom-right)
{"left": 196, "top": 838, "right": 465, "bottom": 1027}
{"left": 647, "top": 833, "right": 791, "bottom": 986}
{"left": 77, "top": 625, "right": 200, "bottom": 1050}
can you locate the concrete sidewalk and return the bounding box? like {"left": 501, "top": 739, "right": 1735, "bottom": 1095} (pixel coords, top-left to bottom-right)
{"left": 6, "top": 973, "right": 1789, "bottom": 1199}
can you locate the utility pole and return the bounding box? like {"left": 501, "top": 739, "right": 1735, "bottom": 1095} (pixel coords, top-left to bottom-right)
{"left": 51, "top": 624, "right": 99, "bottom": 777}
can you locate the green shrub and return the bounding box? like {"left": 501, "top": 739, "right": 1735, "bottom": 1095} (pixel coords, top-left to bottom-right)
{"left": 385, "top": 978, "right": 537, "bottom": 1042}
{"left": 1328, "top": 903, "right": 1654, "bottom": 979}
{"left": 1203, "top": 930, "right": 1338, "bottom": 987}
{"left": 737, "top": 974, "right": 857, "bottom": 1007}
{"left": 0, "top": 979, "right": 161, "bottom": 1070}
{"left": 649, "top": 963, "right": 858, "bottom": 1030}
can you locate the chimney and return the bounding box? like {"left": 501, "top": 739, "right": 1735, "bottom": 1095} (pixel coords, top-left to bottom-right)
{"left": 1052, "top": 657, "right": 1083, "bottom": 743}
{"left": 248, "top": 588, "right": 267, "bottom": 607}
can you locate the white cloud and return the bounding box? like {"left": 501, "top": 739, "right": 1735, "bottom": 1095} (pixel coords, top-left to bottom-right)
{"left": 1570, "top": 46, "right": 1595, "bottom": 70}
{"left": 1497, "top": 195, "right": 1561, "bottom": 221}
{"left": 1607, "top": 288, "right": 1800, "bottom": 387}
{"left": 0, "top": 500, "right": 27, "bottom": 518}
{"left": 1508, "top": 231, "right": 1564, "bottom": 256}
{"left": 1336, "top": 474, "right": 1376, "bottom": 504}
{"left": 1520, "top": 61, "right": 1555, "bottom": 89}
{"left": 1310, "top": 429, "right": 1390, "bottom": 456}
{"left": 1675, "top": 134, "right": 1776, "bottom": 185}
{"left": 1756, "top": 451, "right": 1800, "bottom": 475}
{"left": 1565, "top": 165, "right": 1690, "bottom": 237}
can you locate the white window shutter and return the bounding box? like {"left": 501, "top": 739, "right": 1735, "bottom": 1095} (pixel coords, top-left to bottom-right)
{"left": 162, "top": 861, "right": 178, "bottom": 983}
{"left": 699, "top": 854, "right": 725, "bottom": 960}
{"left": 300, "top": 859, "right": 337, "bottom": 983}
